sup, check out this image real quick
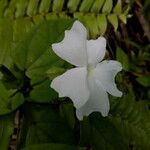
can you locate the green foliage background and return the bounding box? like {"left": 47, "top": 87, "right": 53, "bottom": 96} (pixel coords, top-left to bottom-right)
{"left": 0, "top": 0, "right": 149, "bottom": 150}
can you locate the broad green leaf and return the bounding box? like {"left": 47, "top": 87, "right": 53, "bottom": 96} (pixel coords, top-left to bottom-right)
{"left": 97, "top": 14, "right": 107, "bottom": 35}
{"left": 116, "top": 47, "right": 130, "bottom": 71}
{"left": 29, "top": 80, "right": 57, "bottom": 102}
{"left": 59, "top": 103, "right": 75, "bottom": 129}
{"left": 79, "top": 0, "right": 95, "bottom": 12}
{"left": 107, "top": 14, "right": 118, "bottom": 31}
{"left": 136, "top": 75, "right": 150, "bottom": 87}
{"left": 90, "top": 0, "right": 105, "bottom": 13}
{"left": 102, "top": 0, "right": 113, "bottom": 13}
{"left": 113, "top": 0, "right": 122, "bottom": 14}
{"left": 0, "top": 81, "right": 24, "bottom": 115}
{"left": 80, "top": 117, "right": 91, "bottom": 146}
{"left": 46, "top": 66, "right": 66, "bottom": 80}
{"left": 21, "top": 104, "right": 76, "bottom": 147}
{"left": 22, "top": 143, "right": 78, "bottom": 150}
{"left": 12, "top": 19, "right": 75, "bottom": 84}
{"left": 13, "top": 18, "right": 33, "bottom": 43}
{"left": 0, "top": 114, "right": 14, "bottom": 150}
{"left": 0, "top": 19, "right": 13, "bottom": 68}
{"left": 90, "top": 113, "right": 129, "bottom": 150}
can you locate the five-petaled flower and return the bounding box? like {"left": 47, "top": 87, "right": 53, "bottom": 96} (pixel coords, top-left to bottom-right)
{"left": 51, "top": 21, "right": 123, "bottom": 120}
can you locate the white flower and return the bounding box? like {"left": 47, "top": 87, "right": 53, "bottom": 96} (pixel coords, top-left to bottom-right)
{"left": 51, "top": 21, "right": 122, "bottom": 120}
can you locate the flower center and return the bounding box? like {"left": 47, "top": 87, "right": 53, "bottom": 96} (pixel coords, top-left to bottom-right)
{"left": 87, "top": 64, "right": 95, "bottom": 76}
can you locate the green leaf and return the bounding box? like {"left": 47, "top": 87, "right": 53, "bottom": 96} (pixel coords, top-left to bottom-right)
{"left": 90, "top": 113, "right": 129, "bottom": 150}
{"left": 0, "top": 19, "right": 13, "bottom": 68}
{"left": 80, "top": 117, "right": 91, "bottom": 146}
{"left": 46, "top": 66, "right": 66, "bottom": 80}
{"left": 136, "top": 75, "right": 150, "bottom": 87}
{"left": 26, "top": 0, "right": 40, "bottom": 16}
{"left": 13, "top": 17, "right": 33, "bottom": 43}
{"left": 29, "top": 80, "right": 57, "bottom": 103}
{"left": 39, "top": 0, "right": 52, "bottom": 14}
{"left": 109, "top": 85, "right": 150, "bottom": 150}
{"left": 116, "top": 47, "right": 130, "bottom": 71}
{"left": 97, "top": 14, "right": 107, "bottom": 35}
{"left": 20, "top": 104, "right": 76, "bottom": 148}
{"left": 0, "top": 81, "right": 24, "bottom": 115}
{"left": 0, "top": 114, "right": 14, "bottom": 150}
{"left": 59, "top": 103, "right": 76, "bottom": 129}
{"left": 119, "top": 14, "right": 127, "bottom": 24}
{"left": 22, "top": 143, "right": 78, "bottom": 150}
{"left": 15, "top": 0, "right": 29, "bottom": 18}
{"left": 107, "top": 14, "right": 118, "bottom": 31}
{"left": 79, "top": 0, "right": 95, "bottom": 12}
{"left": 0, "top": 0, "right": 8, "bottom": 17}
{"left": 4, "top": 0, "right": 17, "bottom": 18}
{"left": 52, "top": 0, "right": 65, "bottom": 12}
{"left": 102, "top": 0, "right": 113, "bottom": 13}
{"left": 90, "top": 0, "right": 105, "bottom": 13}
{"left": 113, "top": 0, "right": 122, "bottom": 14}
{"left": 12, "top": 19, "right": 75, "bottom": 84}
{"left": 67, "top": 0, "right": 81, "bottom": 12}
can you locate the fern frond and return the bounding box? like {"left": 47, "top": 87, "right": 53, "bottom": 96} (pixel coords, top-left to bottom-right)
{"left": 0, "top": 0, "right": 131, "bottom": 38}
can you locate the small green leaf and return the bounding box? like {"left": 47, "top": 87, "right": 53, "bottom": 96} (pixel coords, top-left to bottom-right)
{"left": 0, "top": 0, "right": 8, "bottom": 17}
{"left": 39, "top": 0, "right": 52, "bottom": 14}
{"left": 27, "top": 0, "right": 40, "bottom": 16}
{"left": 4, "top": 0, "right": 17, "bottom": 18}
{"left": 107, "top": 14, "right": 118, "bottom": 31}
{"left": 67, "top": 0, "right": 81, "bottom": 12}
{"left": 15, "top": 0, "right": 29, "bottom": 18}
{"left": 79, "top": 0, "right": 95, "bottom": 12}
{"left": 102, "top": 0, "right": 113, "bottom": 13}
{"left": 116, "top": 47, "right": 130, "bottom": 71}
{"left": 119, "top": 14, "right": 127, "bottom": 24}
{"left": 83, "top": 14, "right": 99, "bottom": 38}
{"left": 90, "top": 0, "right": 105, "bottom": 13}
{"left": 113, "top": 0, "right": 122, "bottom": 14}
{"left": 136, "top": 75, "right": 150, "bottom": 87}
{"left": 97, "top": 14, "right": 107, "bottom": 35}
{"left": 52, "top": 0, "right": 65, "bottom": 12}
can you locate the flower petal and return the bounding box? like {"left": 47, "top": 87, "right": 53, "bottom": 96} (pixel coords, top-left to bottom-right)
{"left": 51, "top": 67, "right": 90, "bottom": 109}
{"left": 87, "top": 37, "right": 106, "bottom": 66}
{"left": 94, "top": 60, "right": 123, "bottom": 97}
{"left": 52, "top": 21, "right": 87, "bottom": 67}
{"left": 76, "top": 76, "right": 109, "bottom": 120}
